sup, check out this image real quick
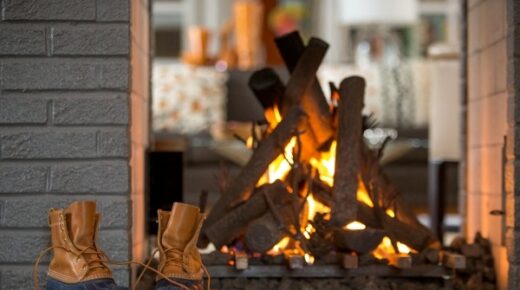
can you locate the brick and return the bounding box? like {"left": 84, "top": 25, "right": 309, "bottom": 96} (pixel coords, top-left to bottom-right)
{"left": 0, "top": 196, "right": 130, "bottom": 229}
{"left": 468, "top": 5, "right": 482, "bottom": 54}
{"left": 98, "top": 229, "right": 130, "bottom": 261}
{"left": 0, "top": 24, "right": 46, "bottom": 55}
{"left": 1, "top": 59, "right": 129, "bottom": 90}
{"left": 2, "top": 0, "right": 95, "bottom": 20}
{"left": 494, "top": 40, "right": 507, "bottom": 94}
{"left": 53, "top": 95, "right": 128, "bottom": 125}
{"left": 52, "top": 24, "right": 129, "bottom": 55}
{"left": 0, "top": 165, "right": 47, "bottom": 193}
{"left": 0, "top": 266, "right": 46, "bottom": 290}
{"left": 98, "top": 129, "right": 129, "bottom": 157}
{"left": 97, "top": 0, "right": 130, "bottom": 22}
{"left": 0, "top": 231, "right": 49, "bottom": 263}
{"left": 50, "top": 161, "right": 129, "bottom": 193}
{"left": 506, "top": 190, "right": 518, "bottom": 228}
{"left": 468, "top": 54, "right": 480, "bottom": 100}
{"left": 0, "top": 97, "right": 48, "bottom": 124}
{"left": 482, "top": 93, "right": 507, "bottom": 146}
{"left": 480, "top": 146, "right": 504, "bottom": 195}
{"left": 504, "top": 159, "right": 515, "bottom": 194}
{"left": 0, "top": 130, "right": 96, "bottom": 159}
{"left": 0, "top": 229, "right": 128, "bottom": 263}
{"left": 112, "top": 269, "right": 130, "bottom": 288}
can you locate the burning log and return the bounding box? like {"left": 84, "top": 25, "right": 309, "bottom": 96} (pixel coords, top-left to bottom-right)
{"left": 205, "top": 107, "right": 306, "bottom": 229}
{"left": 244, "top": 203, "right": 295, "bottom": 253}
{"left": 331, "top": 76, "right": 365, "bottom": 226}
{"left": 275, "top": 31, "right": 334, "bottom": 146}
{"left": 205, "top": 181, "right": 291, "bottom": 249}
{"left": 332, "top": 228, "right": 384, "bottom": 254}
{"left": 359, "top": 140, "right": 438, "bottom": 251}
{"left": 248, "top": 68, "right": 319, "bottom": 161}
{"left": 379, "top": 213, "right": 434, "bottom": 253}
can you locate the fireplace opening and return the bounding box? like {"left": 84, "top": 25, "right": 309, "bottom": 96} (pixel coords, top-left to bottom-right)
{"left": 144, "top": 0, "right": 513, "bottom": 289}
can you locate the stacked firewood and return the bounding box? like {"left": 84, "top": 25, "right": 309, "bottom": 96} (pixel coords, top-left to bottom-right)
{"left": 199, "top": 31, "right": 438, "bottom": 264}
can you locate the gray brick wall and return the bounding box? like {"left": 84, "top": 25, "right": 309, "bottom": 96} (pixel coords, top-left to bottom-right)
{"left": 0, "top": 0, "right": 132, "bottom": 288}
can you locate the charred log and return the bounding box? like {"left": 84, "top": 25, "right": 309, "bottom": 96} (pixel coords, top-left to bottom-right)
{"left": 275, "top": 31, "right": 334, "bottom": 146}
{"left": 205, "top": 181, "right": 291, "bottom": 249}
{"left": 204, "top": 107, "right": 306, "bottom": 228}
{"left": 331, "top": 76, "right": 365, "bottom": 226}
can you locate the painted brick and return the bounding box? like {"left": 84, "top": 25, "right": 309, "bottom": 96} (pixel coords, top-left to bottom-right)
{"left": 0, "top": 196, "right": 130, "bottom": 229}
{"left": 52, "top": 24, "right": 129, "bottom": 55}
{"left": 0, "top": 266, "right": 46, "bottom": 290}
{"left": 495, "top": 40, "right": 508, "bottom": 94}
{"left": 468, "top": 54, "right": 480, "bottom": 100}
{"left": 50, "top": 161, "right": 129, "bottom": 193}
{"left": 2, "top": 0, "right": 95, "bottom": 20}
{"left": 0, "top": 97, "right": 48, "bottom": 124}
{"left": 1, "top": 59, "right": 129, "bottom": 90}
{"left": 0, "top": 231, "right": 49, "bottom": 263}
{"left": 480, "top": 48, "right": 494, "bottom": 98}
{"left": 0, "top": 165, "right": 47, "bottom": 193}
{"left": 98, "top": 230, "right": 130, "bottom": 261}
{"left": 468, "top": 3, "right": 482, "bottom": 54}
{"left": 97, "top": 0, "right": 130, "bottom": 22}
{"left": 112, "top": 268, "right": 130, "bottom": 288}
{"left": 480, "top": 146, "right": 504, "bottom": 195}
{"left": 0, "top": 25, "right": 46, "bottom": 55}
{"left": 0, "top": 130, "right": 96, "bottom": 159}
{"left": 0, "top": 229, "right": 128, "bottom": 263}
{"left": 53, "top": 95, "right": 129, "bottom": 125}
{"left": 98, "top": 129, "right": 130, "bottom": 157}
{"left": 482, "top": 93, "right": 507, "bottom": 146}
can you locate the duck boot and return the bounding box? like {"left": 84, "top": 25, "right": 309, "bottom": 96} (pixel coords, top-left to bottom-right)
{"left": 155, "top": 203, "right": 205, "bottom": 290}
{"left": 46, "top": 200, "right": 128, "bottom": 290}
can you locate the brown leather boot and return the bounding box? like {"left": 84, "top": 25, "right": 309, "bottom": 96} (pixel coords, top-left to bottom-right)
{"left": 47, "top": 200, "right": 113, "bottom": 283}
{"left": 156, "top": 203, "right": 205, "bottom": 282}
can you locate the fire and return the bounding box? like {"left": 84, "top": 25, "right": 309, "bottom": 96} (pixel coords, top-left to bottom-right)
{"left": 246, "top": 136, "right": 254, "bottom": 149}
{"left": 304, "top": 253, "right": 315, "bottom": 265}
{"left": 385, "top": 208, "right": 396, "bottom": 218}
{"left": 268, "top": 236, "right": 290, "bottom": 255}
{"left": 373, "top": 236, "right": 414, "bottom": 260}
{"left": 357, "top": 183, "right": 374, "bottom": 208}
{"left": 310, "top": 141, "right": 374, "bottom": 208}
{"left": 306, "top": 194, "right": 331, "bottom": 221}
{"left": 257, "top": 137, "right": 297, "bottom": 185}
{"left": 310, "top": 141, "right": 337, "bottom": 187}
{"left": 258, "top": 103, "right": 408, "bottom": 261}
{"left": 344, "top": 221, "right": 366, "bottom": 231}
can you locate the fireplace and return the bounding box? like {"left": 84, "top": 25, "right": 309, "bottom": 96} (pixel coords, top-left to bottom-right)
{"left": 185, "top": 30, "right": 497, "bottom": 290}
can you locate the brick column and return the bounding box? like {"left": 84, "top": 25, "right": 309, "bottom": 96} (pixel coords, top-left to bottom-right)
{"left": 506, "top": 0, "right": 520, "bottom": 288}
{"left": 465, "top": 0, "right": 520, "bottom": 288}
{"left": 0, "top": 0, "right": 135, "bottom": 288}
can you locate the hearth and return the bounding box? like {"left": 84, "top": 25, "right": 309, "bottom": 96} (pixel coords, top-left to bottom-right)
{"left": 195, "top": 31, "right": 496, "bottom": 290}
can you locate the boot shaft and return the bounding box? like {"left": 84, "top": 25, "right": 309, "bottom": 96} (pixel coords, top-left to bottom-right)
{"left": 157, "top": 203, "right": 205, "bottom": 281}
{"left": 48, "top": 201, "right": 112, "bottom": 284}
